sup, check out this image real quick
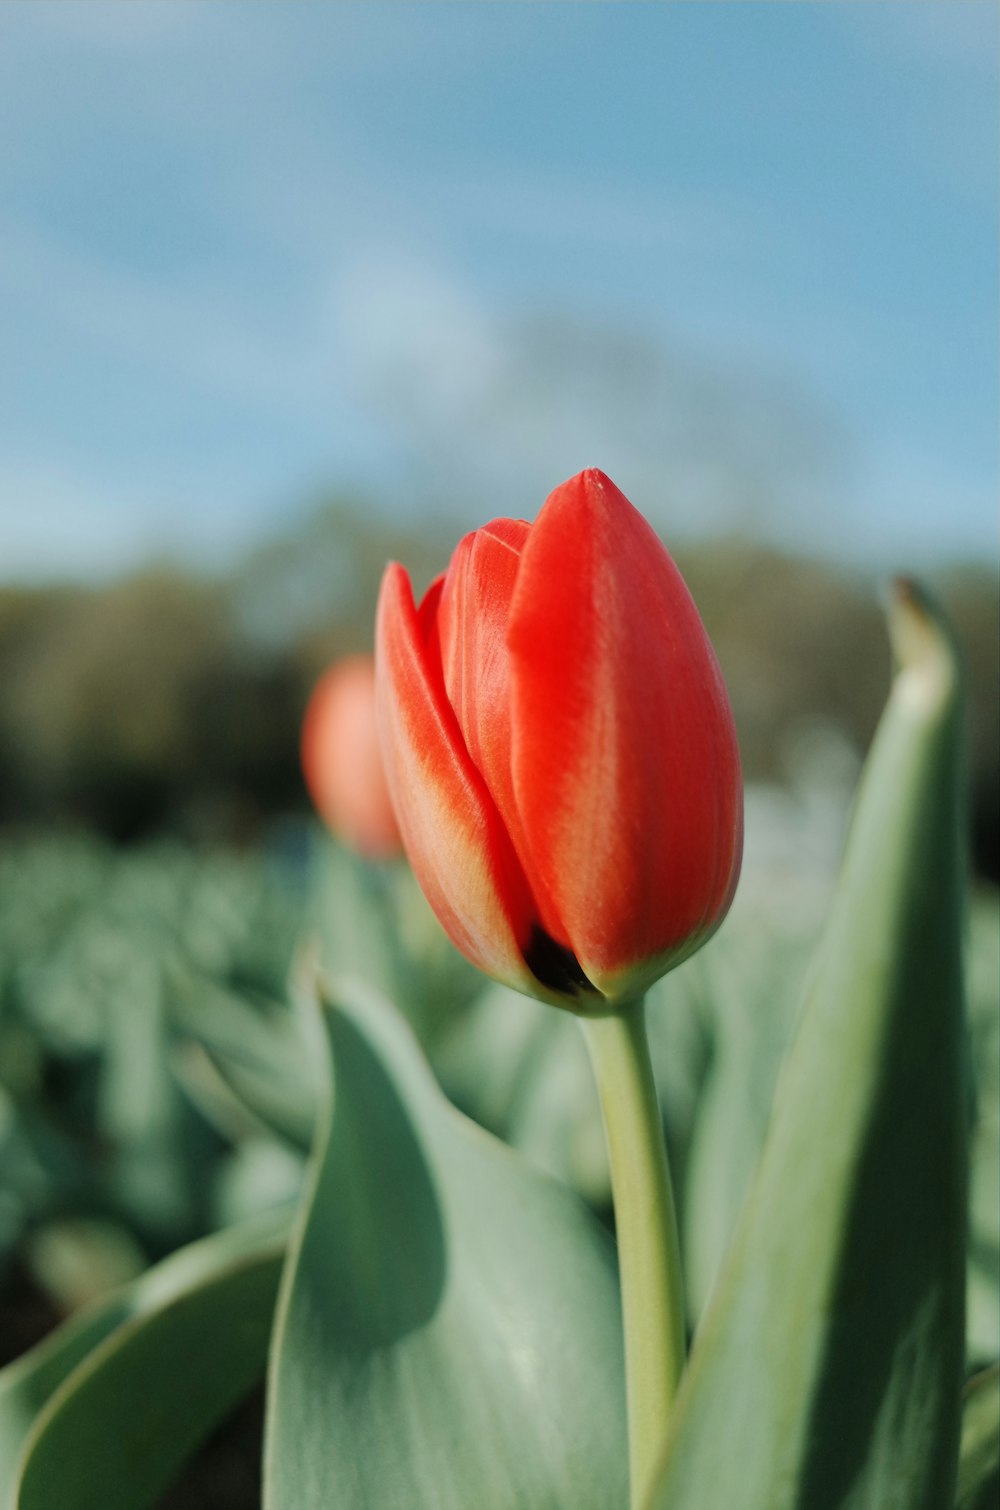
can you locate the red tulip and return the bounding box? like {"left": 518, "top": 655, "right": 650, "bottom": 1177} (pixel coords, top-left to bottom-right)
{"left": 376, "top": 469, "right": 742, "bottom": 1007}
{"left": 301, "top": 655, "right": 403, "bottom": 860}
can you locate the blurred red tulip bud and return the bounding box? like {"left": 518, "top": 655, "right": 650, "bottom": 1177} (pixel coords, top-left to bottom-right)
{"left": 301, "top": 655, "right": 403, "bottom": 860}
{"left": 376, "top": 469, "right": 742, "bottom": 1008}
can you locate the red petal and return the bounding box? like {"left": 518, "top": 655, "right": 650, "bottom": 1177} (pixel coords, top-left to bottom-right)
{"left": 375, "top": 562, "right": 541, "bottom": 993}
{"left": 435, "top": 518, "right": 570, "bottom": 944}
{"left": 508, "top": 469, "right": 743, "bottom": 996}
{"left": 437, "top": 520, "right": 529, "bottom": 805}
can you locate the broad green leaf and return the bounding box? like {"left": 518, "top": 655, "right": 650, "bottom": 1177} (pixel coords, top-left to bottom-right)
{"left": 955, "top": 1366, "right": 999, "bottom": 1510}
{"left": 8, "top": 1212, "right": 287, "bottom": 1510}
{"left": 0, "top": 1215, "right": 282, "bottom": 1499}
{"left": 264, "top": 979, "right": 628, "bottom": 1510}
{"left": 673, "top": 934, "right": 806, "bottom": 1324}
{"left": 1, "top": 1297, "right": 130, "bottom": 1504}
{"left": 648, "top": 583, "right": 967, "bottom": 1510}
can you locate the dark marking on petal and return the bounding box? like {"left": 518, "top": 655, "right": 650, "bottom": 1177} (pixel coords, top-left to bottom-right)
{"left": 524, "top": 926, "right": 599, "bottom": 999}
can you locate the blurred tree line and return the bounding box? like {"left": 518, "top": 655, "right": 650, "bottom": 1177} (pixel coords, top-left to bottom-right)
{"left": 0, "top": 497, "right": 996, "bottom": 879}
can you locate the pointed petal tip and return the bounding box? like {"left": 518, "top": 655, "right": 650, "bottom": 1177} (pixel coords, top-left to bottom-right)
{"left": 549, "top": 466, "right": 623, "bottom": 502}
{"left": 376, "top": 560, "right": 407, "bottom": 622}
{"left": 378, "top": 558, "right": 411, "bottom": 598}
{"left": 582, "top": 465, "right": 618, "bottom": 489}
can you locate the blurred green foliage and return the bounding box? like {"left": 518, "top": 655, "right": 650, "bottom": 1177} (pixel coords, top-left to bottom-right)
{"left": 1, "top": 823, "right": 996, "bottom": 1378}
{"left": 0, "top": 834, "right": 305, "bottom": 1330}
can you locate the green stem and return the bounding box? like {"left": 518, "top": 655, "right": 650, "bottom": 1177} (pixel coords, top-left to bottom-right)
{"left": 581, "top": 997, "right": 685, "bottom": 1510}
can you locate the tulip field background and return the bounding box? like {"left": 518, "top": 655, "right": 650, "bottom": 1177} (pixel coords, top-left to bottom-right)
{"left": 1, "top": 3, "right": 998, "bottom": 1505}
{"left": 0, "top": 674, "right": 997, "bottom": 1502}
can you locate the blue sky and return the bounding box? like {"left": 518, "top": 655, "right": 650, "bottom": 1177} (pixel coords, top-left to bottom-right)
{"left": 1, "top": 1, "right": 996, "bottom": 580}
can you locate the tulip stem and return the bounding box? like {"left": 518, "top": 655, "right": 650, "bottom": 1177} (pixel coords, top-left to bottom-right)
{"left": 581, "top": 997, "right": 685, "bottom": 1510}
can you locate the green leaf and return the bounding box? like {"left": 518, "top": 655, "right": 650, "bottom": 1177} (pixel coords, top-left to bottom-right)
{"left": 673, "top": 936, "right": 805, "bottom": 1326}
{"left": 7, "top": 1212, "right": 287, "bottom": 1510}
{"left": 263, "top": 979, "right": 628, "bottom": 1510}
{"left": 648, "top": 582, "right": 967, "bottom": 1510}
{"left": 965, "top": 894, "right": 1000, "bottom": 1367}
{"left": 1, "top": 1297, "right": 130, "bottom": 1504}
{"left": 956, "top": 1366, "right": 999, "bottom": 1510}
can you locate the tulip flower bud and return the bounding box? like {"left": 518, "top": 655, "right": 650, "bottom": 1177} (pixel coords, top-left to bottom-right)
{"left": 376, "top": 469, "right": 742, "bottom": 1008}
{"left": 301, "top": 655, "right": 403, "bottom": 860}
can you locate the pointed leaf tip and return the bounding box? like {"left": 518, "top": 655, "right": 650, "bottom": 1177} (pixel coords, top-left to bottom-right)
{"left": 887, "top": 577, "right": 959, "bottom": 714}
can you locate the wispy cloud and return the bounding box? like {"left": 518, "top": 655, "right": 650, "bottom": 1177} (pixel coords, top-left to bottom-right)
{"left": 333, "top": 254, "right": 849, "bottom": 548}
{"left": 849, "top": 1, "right": 999, "bottom": 77}
{"left": 0, "top": 216, "right": 330, "bottom": 413}
{"left": 418, "top": 169, "right": 772, "bottom": 261}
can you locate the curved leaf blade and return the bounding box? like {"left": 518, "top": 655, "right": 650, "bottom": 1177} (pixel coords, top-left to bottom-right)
{"left": 263, "top": 980, "right": 628, "bottom": 1510}
{"left": 10, "top": 1213, "right": 286, "bottom": 1510}
{"left": 1, "top": 1299, "right": 130, "bottom": 1505}
{"left": 648, "top": 583, "right": 967, "bottom": 1510}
